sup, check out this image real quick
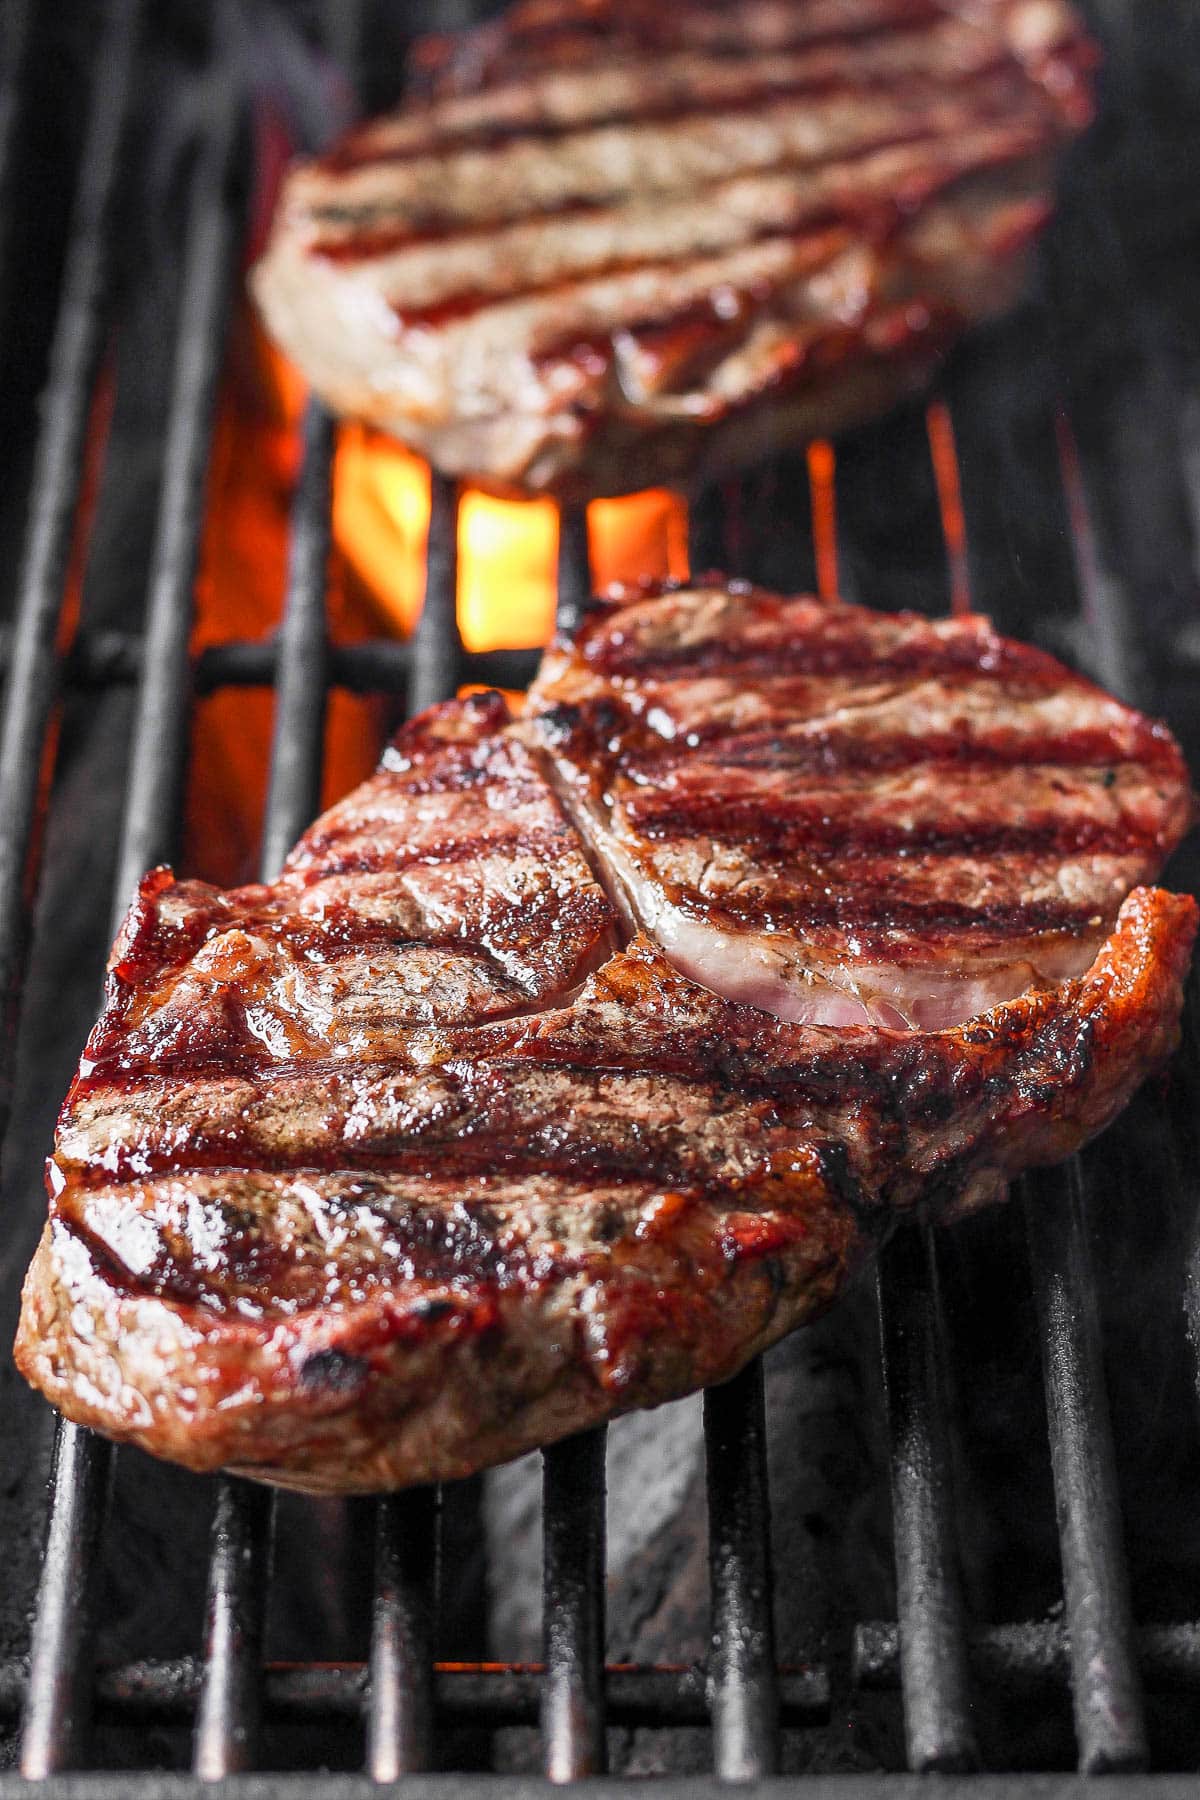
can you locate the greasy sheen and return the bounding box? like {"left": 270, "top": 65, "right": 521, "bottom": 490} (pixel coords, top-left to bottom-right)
{"left": 15, "top": 591, "right": 1197, "bottom": 1492}
{"left": 252, "top": 0, "right": 1095, "bottom": 498}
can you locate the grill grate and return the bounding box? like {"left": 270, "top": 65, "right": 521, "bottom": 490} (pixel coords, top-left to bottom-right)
{"left": 2, "top": 0, "right": 1200, "bottom": 1790}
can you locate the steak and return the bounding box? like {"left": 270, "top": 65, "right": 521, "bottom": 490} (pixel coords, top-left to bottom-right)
{"left": 251, "top": 0, "right": 1096, "bottom": 500}
{"left": 15, "top": 590, "right": 1196, "bottom": 1493}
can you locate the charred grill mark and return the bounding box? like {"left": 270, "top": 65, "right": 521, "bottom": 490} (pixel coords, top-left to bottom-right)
{"left": 691, "top": 890, "right": 1111, "bottom": 939}
{"left": 287, "top": 823, "right": 575, "bottom": 881}
{"left": 439, "top": 0, "right": 948, "bottom": 64}
{"left": 55, "top": 1172, "right": 604, "bottom": 1314}
{"left": 310, "top": 122, "right": 1049, "bottom": 349}
{"left": 632, "top": 726, "right": 1181, "bottom": 778}
{"left": 582, "top": 626, "right": 1068, "bottom": 683}
{"left": 315, "top": 58, "right": 1026, "bottom": 184}
{"left": 627, "top": 799, "right": 1165, "bottom": 860}
{"left": 53, "top": 1107, "right": 723, "bottom": 1192}
{"left": 382, "top": 220, "right": 853, "bottom": 335}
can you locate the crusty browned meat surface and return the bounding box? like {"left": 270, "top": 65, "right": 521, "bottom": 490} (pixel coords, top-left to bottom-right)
{"left": 251, "top": 0, "right": 1095, "bottom": 499}
{"left": 530, "top": 582, "right": 1193, "bottom": 1027}
{"left": 15, "top": 588, "right": 1196, "bottom": 1493}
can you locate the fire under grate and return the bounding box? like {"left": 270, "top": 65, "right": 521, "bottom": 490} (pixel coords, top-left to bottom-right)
{"left": 2, "top": 0, "right": 1200, "bottom": 1790}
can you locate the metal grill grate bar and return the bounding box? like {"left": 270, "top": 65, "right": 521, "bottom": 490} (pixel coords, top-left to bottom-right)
{"left": 0, "top": 1656, "right": 829, "bottom": 1728}
{"left": 541, "top": 1428, "right": 608, "bottom": 1780}
{"left": 192, "top": 1482, "right": 273, "bottom": 1779}
{"left": 0, "top": 0, "right": 34, "bottom": 304}
{"left": 687, "top": 486, "right": 726, "bottom": 582}
{"left": 193, "top": 400, "right": 336, "bottom": 1778}
{"left": 19, "top": 30, "right": 242, "bottom": 1773}
{"left": 0, "top": 0, "right": 139, "bottom": 1135}
{"left": 857, "top": 1618, "right": 1200, "bottom": 1698}
{"left": 367, "top": 1490, "right": 438, "bottom": 1777}
{"left": 1025, "top": 1160, "right": 1148, "bottom": 1773}
{"left": 18, "top": 1424, "right": 111, "bottom": 1777}
{"left": 555, "top": 505, "right": 592, "bottom": 638}
{"left": 703, "top": 1360, "right": 780, "bottom": 1780}
{"left": 409, "top": 472, "right": 463, "bottom": 714}
{"left": 111, "top": 84, "right": 242, "bottom": 909}
{"left": 259, "top": 403, "right": 335, "bottom": 879}
{"left": 360, "top": 458, "right": 461, "bottom": 1779}
{"left": 0, "top": 629, "right": 540, "bottom": 702}
{"left": 876, "top": 1224, "right": 977, "bottom": 1773}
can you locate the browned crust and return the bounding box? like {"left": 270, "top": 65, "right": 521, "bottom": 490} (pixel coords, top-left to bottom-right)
{"left": 250, "top": 0, "right": 1096, "bottom": 498}
{"left": 14, "top": 889, "right": 1196, "bottom": 1492}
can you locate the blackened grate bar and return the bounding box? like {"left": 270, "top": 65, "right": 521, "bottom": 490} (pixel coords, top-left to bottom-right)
{"left": 112, "top": 77, "right": 243, "bottom": 906}
{"left": 555, "top": 505, "right": 592, "bottom": 638}
{"left": 259, "top": 402, "right": 335, "bottom": 881}
{"left": 192, "top": 1482, "right": 273, "bottom": 1779}
{"left": 367, "top": 1488, "right": 438, "bottom": 1777}
{"left": 684, "top": 485, "right": 783, "bottom": 1782}
{"left": 875, "top": 1224, "right": 977, "bottom": 1774}
{"left": 0, "top": 0, "right": 34, "bottom": 305}
{"left": 18, "top": 1424, "right": 111, "bottom": 1777}
{"left": 703, "top": 1361, "right": 780, "bottom": 1780}
{"left": 410, "top": 471, "right": 463, "bottom": 715}
{"left": 19, "top": 13, "right": 242, "bottom": 1772}
{"left": 536, "top": 498, "right": 611, "bottom": 1781}
{"left": 0, "top": 0, "right": 139, "bottom": 1134}
{"left": 0, "top": 629, "right": 543, "bottom": 701}
{"left": 1024, "top": 1161, "right": 1147, "bottom": 1773}
{"left": 541, "top": 1429, "right": 608, "bottom": 1780}
{"left": 193, "top": 397, "right": 338, "bottom": 1778}
{"left": 0, "top": 1656, "right": 830, "bottom": 1729}
{"left": 857, "top": 1619, "right": 1200, "bottom": 1700}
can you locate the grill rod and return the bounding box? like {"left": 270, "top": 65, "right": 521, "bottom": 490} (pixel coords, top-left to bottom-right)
{"left": 192, "top": 400, "right": 336, "bottom": 1778}
{"left": 0, "top": 1656, "right": 832, "bottom": 1727}
{"left": 940, "top": 379, "right": 1152, "bottom": 1774}
{"left": 0, "top": 626, "right": 539, "bottom": 700}
{"left": 362, "top": 451, "right": 452, "bottom": 1783}
{"left": 0, "top": 0, "right": 34, "bottom": 308}
{"left": 704, "top": 1362, "right": 781, "bottom": 1779}
{"left": 1025, "top": 1160, "right": 1148, "bottom": 1772}
{"left": 538, "top": 511, "right": 610, "bottom": 1783}
{"left": 19, "top": 20, "right": 241, "bottom": 1772}
{"left": 876, "top": 1225, "right": 977, "bottom": 1773}
{"left": 368, "top": 1490, "right": 438, "bottom": 1778}
{"left": 0, "top": 0, "right": 139, "bottom": 1138}
{"left": 685, "top": 483, "right": 784, "bottom": 1781}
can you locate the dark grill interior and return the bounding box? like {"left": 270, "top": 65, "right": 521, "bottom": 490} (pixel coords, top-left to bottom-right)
{"left": 3, "top": 0, "right": 1200, "bottom": 1790}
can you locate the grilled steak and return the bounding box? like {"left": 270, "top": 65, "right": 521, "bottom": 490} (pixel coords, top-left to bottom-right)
{"left": 15, "top": 590, "right": 1195, "bottom": 1493}
{"left": 251, "top": 0, "right": 1095, "bottom": 499}
{"left": 529, "top": 583, "right": 1193, "bottom": 1027}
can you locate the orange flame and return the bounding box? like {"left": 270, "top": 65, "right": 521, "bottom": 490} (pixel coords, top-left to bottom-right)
{"left": 336, "top": 427, "right": 688, "bottom": 653}
{"left": 925, "top": 399, "right": 972, "bottom": 616}
{"left": 184, "top": 318, "right": 689, "bottom": 880}
{"left": 806, "top": 438, "right": 839, "bottom": 601}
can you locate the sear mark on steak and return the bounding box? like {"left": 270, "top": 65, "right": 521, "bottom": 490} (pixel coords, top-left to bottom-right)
{"left": 251, "top": 0, "right": 1096, "bottom": 499}
{"left": 15, "top": 582, "right": 1196, "bottom": 1492}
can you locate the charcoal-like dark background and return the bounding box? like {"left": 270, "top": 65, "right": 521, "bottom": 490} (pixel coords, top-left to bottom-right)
{"left": 0, "top": 0, "right": 1198, "bottom": 1776}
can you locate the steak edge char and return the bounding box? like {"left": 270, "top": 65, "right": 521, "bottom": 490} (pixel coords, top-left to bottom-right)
{"left": 15, "top": 593, "right": 1197, "bottom": 1494}
{"left": 252, "top": 0, "right": 1095, "bottom": 500}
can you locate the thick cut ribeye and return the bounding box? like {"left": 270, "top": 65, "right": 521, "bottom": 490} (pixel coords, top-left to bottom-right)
{"left": 252, "top": 0, "right": 1095, "bottom": 499}
{"left": 16, "top": 589, "right": 1196, "bottom": 1493}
